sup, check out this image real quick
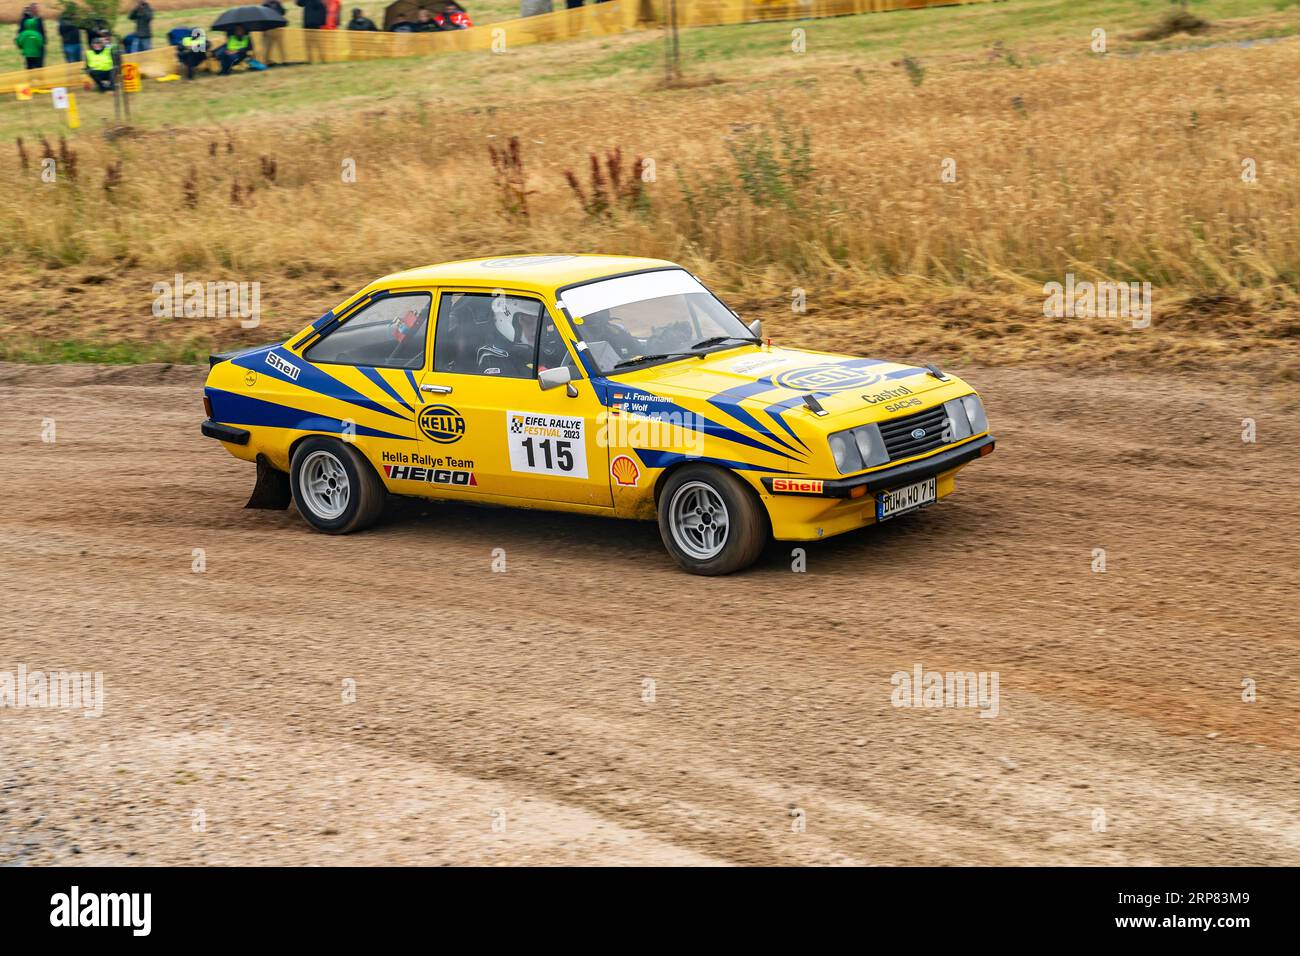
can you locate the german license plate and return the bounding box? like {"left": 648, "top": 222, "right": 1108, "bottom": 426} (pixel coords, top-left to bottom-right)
{"left": 875, "top": 477, "right": 937, "bottom": 521}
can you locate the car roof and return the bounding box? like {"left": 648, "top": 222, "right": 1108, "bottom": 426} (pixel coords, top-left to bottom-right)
{"left": 371, "top": 254, "right": 680, "bottom": 295}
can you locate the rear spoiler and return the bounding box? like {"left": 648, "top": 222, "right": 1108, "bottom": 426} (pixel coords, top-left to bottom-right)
{"left": 208, "top": 341, "right": 285, "bottom": 368}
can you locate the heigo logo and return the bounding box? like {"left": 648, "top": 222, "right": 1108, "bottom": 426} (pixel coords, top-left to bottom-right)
{"left": 772, "top": 478, "right": 824, "bottom": 494}
{"left": 383, "top": 465, "right": 476, "bottom": 486}
{"left": 610, "top": 454, "right": 640, "bottom": 487}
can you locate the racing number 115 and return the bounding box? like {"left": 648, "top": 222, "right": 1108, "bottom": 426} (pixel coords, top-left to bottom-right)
{"left": 521, "top": 437, "right": 574, "bottom": 472}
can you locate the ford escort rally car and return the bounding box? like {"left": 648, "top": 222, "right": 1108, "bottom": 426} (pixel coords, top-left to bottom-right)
{"left": 201, "top": 255, "right": 995, "bottom": 574}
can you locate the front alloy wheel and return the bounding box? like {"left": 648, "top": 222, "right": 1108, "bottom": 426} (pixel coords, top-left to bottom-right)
{"left": 657, "top": 464, "right": 768, "bottom": 575}
{"left": 668, "top": 480, "right": 730, "bottom": 561}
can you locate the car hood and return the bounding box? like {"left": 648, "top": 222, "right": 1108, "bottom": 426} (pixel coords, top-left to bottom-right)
{"left": 604, "top": 345, "right": 960, "bottom": 421}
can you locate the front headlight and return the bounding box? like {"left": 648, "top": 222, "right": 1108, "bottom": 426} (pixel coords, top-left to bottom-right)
{"left": 960, "top": 393, "right": 988, "bottom": 435}
{"left": 828, "top": 430, "right": 863, "bottom": 474}
{"left": 829, "top": 423, "right": 889, "bottom": 474}
{"left": 941, "top": 394, "right": 988, "bottom": 442}
{"left": 941, "top": 398, "right": 972, "bottom": 442}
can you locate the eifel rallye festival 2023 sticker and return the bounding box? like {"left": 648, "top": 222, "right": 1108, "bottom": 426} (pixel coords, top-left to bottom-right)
{"left": 507, "top": 410, "right": 587, "bottom": 477}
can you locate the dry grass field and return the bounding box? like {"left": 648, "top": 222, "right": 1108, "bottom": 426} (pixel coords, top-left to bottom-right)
{"left": 1, "top": 0, "right": 1297, "bottom": 379}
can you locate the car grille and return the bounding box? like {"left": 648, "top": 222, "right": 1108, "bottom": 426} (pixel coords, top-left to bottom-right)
{"left": 879, "top": 404, "right": 950, "bottom": 461}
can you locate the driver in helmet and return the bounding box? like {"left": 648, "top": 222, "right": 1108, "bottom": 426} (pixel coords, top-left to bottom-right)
{"left": 388, "top": 302, "right": 429, "bottom": 367}
{"left": 476, "top": 295, "right": 536, "bottom": 376}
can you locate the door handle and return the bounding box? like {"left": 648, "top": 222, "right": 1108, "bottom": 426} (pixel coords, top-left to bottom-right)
{"left": 420, "top": 383, "right": 453, "bottom": 394}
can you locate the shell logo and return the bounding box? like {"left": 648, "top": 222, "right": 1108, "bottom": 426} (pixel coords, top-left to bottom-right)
{"left": 610, "top": 455, "right": 640, "bottom": 487}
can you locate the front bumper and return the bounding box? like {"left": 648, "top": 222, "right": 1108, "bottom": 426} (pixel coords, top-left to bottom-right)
{"left": 761, "top": 434, "right": 995, "bottom": 499}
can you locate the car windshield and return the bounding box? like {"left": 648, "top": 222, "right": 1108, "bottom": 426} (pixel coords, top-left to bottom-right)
{"left": 558, "top": 269, "right": 754, "bottom": 374}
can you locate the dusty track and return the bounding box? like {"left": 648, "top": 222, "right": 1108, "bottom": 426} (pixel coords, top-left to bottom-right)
{"left": 0, "top": 362, "right": 1297, "bottom": 865}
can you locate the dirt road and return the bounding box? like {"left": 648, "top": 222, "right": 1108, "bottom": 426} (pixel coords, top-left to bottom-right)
{"left": 1, "top": 362, "right": 1296, "bottom": 865}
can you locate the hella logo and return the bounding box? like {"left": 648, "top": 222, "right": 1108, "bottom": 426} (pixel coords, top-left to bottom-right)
{"left": 910, "top": 428, "right": 927, "bottom": 439}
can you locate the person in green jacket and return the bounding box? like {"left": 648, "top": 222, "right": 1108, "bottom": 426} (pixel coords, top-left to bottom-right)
{"left": 15, "top": 14, "right": 46, "bottom": 70}
{"left": 84, "top": 34, "right": 114, "bottom": 91}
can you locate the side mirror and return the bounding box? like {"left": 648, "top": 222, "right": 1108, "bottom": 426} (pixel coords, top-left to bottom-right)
{"left": 747, "top": 319, "right": 762, "bottom": 339}
{"left": 539, "top": 366, "right": 577, "bottom": 396}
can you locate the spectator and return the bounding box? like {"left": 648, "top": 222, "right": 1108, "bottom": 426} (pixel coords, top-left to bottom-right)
{"left": 127, "top": 1, "right": 154, "bottom": 51}
{"left": 85, "top": 34, "right": 114, "bottom": 91}
{"left": 178, "top": 27, "right": 207, "bottom": 79}
{"left": 261, "top": 0, "right": 286, "bottom": 63}
{"left": 442, "top": 1, "right": 471, "bottom": 27}
{"left": 25, "top": 5, "right": 47, "bottom": 48}
{"left": 57, "top": 9, "right": 81, "bottom": 63}
{"left": 297, "top": 0, "right": 327, "bottom": 29}
{"left": 16, "top": 4, "right": 46, "bottom": 68}
{"left": 86, "top": 18, "right": 110, "bottom": 46}
{"left": 346, "top": 8, "right": 378, "bottom": 30}
{"left": 325, "top": 0, "right": 341, "bottom": 29}
{"left": 412, "top": 8, "right": 438, "bottom": 31}
{"left": 565, "top": 0, "right": 582, "bottom": 8}
{"left": 218, "top": 24, "right": 252, "bottom": 74}
{"left": 15, "top": 11, "right": 45, "bottom": 70}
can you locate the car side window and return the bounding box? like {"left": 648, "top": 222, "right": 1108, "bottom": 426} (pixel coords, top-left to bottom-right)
{"left": 304, "top": 293, "right": 432, "bottom": 370}
{"left": 433, "top": 292, "right": 544, "bottom": 379}
{"left": 536, "top": 313, "right": 574, "bottom": 373}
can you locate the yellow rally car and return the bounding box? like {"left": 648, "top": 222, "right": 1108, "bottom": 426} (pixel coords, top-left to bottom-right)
{"left": 201, "top": 255, "right": 994, "bottom": 574}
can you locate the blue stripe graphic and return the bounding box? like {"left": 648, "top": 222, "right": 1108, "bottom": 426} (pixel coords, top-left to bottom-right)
{"left": 404, "top": 369, "right": 422, "bottom": 405}
{"left": 232, "top": 347, "right": 412, "bottom": 422}
{"left": 598, "top": 381, "right": 800, "bottom": 462}
{"left": 358, "top": 366, "right": 415, "bottom": 415}
{"left": 708, "top": 393, "right": 804, "bottom": 456}
{"left": 632, "top": 449, "right": 795, "bottom": 474}
{"left": 207, "top": 389, "right": 416, "bottom": 441}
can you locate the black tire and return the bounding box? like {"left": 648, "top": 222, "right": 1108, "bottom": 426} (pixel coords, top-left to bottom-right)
{"left": 289, "top": 437, "right": 386, "bottom": 534}
{"left": 657, "top": 464, "right": 769, "bottom": 575}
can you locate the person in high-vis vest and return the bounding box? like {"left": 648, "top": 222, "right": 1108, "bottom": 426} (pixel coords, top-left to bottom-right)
{"left": 217, "top": 24, "right": 252, "bottom": 75}
{"left": 84, "top": 36, "right": 114, "bottom": 92}
{"left": 178, "top": 27, "right": 207, "bottom": 80}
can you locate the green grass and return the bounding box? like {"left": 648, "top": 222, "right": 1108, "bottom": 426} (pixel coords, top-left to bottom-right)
{"left": 581, "top": 0, "right": 1299, "bottom": 74}
{"left": 0, "top": 337, "right": 213, "bottom": 364}
{"left": 1, "top": 0, "right": 1296, "bottom": 144}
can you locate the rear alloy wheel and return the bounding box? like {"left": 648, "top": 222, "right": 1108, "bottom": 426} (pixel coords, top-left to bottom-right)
{"left": 290, "top": 437, "right": 386, "bottom": 534}
{"left": 657, "top": 464, "right": 768, "bottom": 575}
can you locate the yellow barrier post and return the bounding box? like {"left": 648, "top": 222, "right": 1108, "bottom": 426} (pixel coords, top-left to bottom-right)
{"left": 122, "top": 63, "right": 142, "bottom": 93}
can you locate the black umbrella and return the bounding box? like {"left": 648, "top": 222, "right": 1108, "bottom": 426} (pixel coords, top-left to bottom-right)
{"left": 211, "top": 5, "right": 288, "bottom": 32}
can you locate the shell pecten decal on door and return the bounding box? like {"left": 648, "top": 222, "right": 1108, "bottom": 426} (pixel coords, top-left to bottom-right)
{"left": 506, "top": 410, "right": 588, "bottom": 478}
{"left": 610, "top": 454, "right": 640, "bottom": 487}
